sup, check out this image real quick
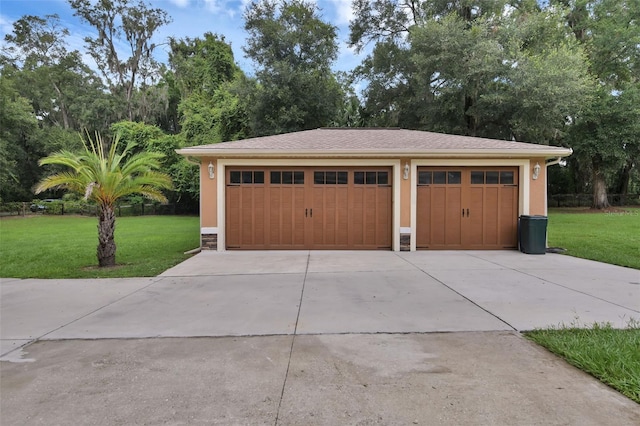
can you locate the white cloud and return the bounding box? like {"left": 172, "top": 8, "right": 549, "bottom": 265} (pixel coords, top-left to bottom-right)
{"left": 201, "top": 0, "right": 243, "bottom": 17}
{"left": 202, "top": 0, "right": 221, "bottom": 12}
{"left": 327, "top": 0, "right": 354, "bottom": 25}
{"left": 0, "top": 14, "right": 15, "bottom": 37}
{"left": 337, "top": 39, "right": 357, "bottom": 57}
{"left": 169, "top": 0, "right": 191, "bottom": 7}
{"left": 0, "top": 15, "right": 14, "bottom": 57}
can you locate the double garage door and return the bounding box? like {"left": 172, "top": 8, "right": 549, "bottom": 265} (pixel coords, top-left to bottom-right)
{"left": 226, "top": 167, "right": 392, "bottom": 249}
{"left": 225, "top": 166, "right": 519, "bottom": 250}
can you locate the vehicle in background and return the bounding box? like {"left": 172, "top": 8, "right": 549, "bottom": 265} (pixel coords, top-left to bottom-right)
{"left": 29, "top": 199, "right": 60, "bottom": 212}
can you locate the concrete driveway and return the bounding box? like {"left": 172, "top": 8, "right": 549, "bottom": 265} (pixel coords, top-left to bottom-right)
{"left": 1, "top": 251, "right": 639, "bottom": 425}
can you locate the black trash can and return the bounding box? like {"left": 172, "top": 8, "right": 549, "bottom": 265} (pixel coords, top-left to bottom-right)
{"left": 519, "top": 215, "right": 548, "bottom": 254}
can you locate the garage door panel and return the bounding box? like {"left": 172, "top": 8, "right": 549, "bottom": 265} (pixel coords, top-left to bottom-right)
{"left": 430, "top": 187, "right": 446, "bottom": 245}
{"left": 269, "top": 186, "right": 305, "bottom": 248}
{"left": 322, "top": 186, "right": 349, "bottom": 246}
{"left": 499, "top": 186, "right": 518, "bottom": 248}
{"left": 336, "top": 189, "right": 349, "bottom": 246}
{"left": 351, "top": 187, "right": 365, "bottom": 246}
{"left": 351, "top": 194, "right": 385, "bottom": 247}
{"left": 293, "top": 187, "right": 306, "bottom": 245}
{"left": 226, "top": 186, "right": 241, "bottom": 248}
{"left": 484, "top": 187, "right": 499, "bottom": 246}
{"left": 363, "top": 187, "right": 378, "bottom": 246}
{"left": 418, "top": 182, "right": 463, "bottom": 249}
{"left": 468, "top": 186, "right": 485, "bottom": 246}
{"left": 467, "top": 186, "right": 501, "bottom": 248}
{"left": 311, "top": 187, "right": 326, "bottom": 246}
{"left": 252, "top": 187, "right": 266, "bottom": 246}
{"left": 225, "top": 184, "right": 268, "bottom": 249}
{"left": 269, "top": 189, "right": 281, "bottom": 243}
{"left": 376, "top": 187, "right": 392, "bottom": 247}
{"left": 445, "top": 186, "right": 463, "bottom": 247}
{"left": 314, "top": 176, "right": 385, "bottom": 249}
{"left": 416, "top": 187, "right": 432, "bottom": 247}
{"left": 239, "top": 186, "right": 262, "bottom": 247}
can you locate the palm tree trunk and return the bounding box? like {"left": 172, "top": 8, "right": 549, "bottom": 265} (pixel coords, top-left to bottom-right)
{"left": 97, "top": 203, "right": 117, "bottom": 267}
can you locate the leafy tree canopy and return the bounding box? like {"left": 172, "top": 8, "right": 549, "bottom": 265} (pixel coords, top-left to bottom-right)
{"left": 243, "top": 0, "right": 343, "bottom": 135}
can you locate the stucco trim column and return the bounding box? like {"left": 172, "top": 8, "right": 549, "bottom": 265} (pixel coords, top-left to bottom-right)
{"left": 216, "top": 162, "right": 226, "bottom": 252}
{"left": 392, "top": 160, "right": 402, "bottom": 252}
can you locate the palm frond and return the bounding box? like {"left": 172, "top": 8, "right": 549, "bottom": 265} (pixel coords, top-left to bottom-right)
{"left": 38, "top": 151, "right": 83, "bottom": 169}
{"left": 34, "top": 172, "right": 88, "bottom": 194}
{"left": 137, "top": 187, "right": 169, "bottom": 203}
{"left": 133, "top": 172, "right": 173, "bottom": 189}
{"left": 35, "top": 131, "right": 174, "bottom": 207}
{"left": 120, "top": 152, "right": 165, "bottom": 176}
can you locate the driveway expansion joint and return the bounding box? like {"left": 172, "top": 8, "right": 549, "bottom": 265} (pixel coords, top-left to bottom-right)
{"left": 274, "top": 251, "right": 310, "bottom": 426}
{"left": 520, "top": 271, "right": 640, "bottom": 314}
{"left": 396, "top": 253, "right": 519, "bottom": 332}
{"left": 467, "top": 252, "right": 640, "bottom": 314}
{"left": 1, "top": 276, "right": 164, "bottom": 359}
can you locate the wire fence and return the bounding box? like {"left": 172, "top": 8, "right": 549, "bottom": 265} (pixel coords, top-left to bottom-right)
{"left": 0, "top": 201, "right": 180, "bottom": 217}
{"left": 548, "top": 194, "right": 640, "bottom": 208}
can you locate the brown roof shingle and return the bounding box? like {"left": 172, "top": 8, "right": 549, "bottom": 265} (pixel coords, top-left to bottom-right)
{"left": 177, "top": 128, "right": 572, "bottom": 158}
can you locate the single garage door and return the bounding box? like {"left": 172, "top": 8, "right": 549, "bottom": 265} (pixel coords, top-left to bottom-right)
{"left": 226, "top": 167, "right": 392, "bottom": 250}
{"left": 416, "top": 167, "right": 518, "bottom": 249}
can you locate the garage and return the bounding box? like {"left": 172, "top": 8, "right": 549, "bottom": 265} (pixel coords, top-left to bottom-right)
{"left": 416, "top": 167, "right": 519, "bottom": 249}
{"left": 176, "top": 128, "right": 572, "bottom": 252}
{"left": 225, "top": 167, "right": 392, "bottom": 250}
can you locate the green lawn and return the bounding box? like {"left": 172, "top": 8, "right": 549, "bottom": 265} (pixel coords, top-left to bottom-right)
{"left": 534, "top": 207, "right": 639, "bottom": 404}
{"left": 547, "top": 207, "right": 640, "bottom": 269}
{"left": 0, "top": 215, "right": 199, "bottom": 278}
{"left": 526, "top": 321, "right": 640, "bottom": 403}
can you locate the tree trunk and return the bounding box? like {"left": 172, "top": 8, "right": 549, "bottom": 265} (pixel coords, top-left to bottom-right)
{"left": 464, "top": 94, "right": 477, "bottom": 137}
{"left": 571, "top": 159, "right": 588, "bottom": 194}
{"left": 615, "top": 159, "right": 633, "bottom": 197}
{"left": 52, "top": 82, "right": 71, "bottom": 129}
{"left": 592, "top": 165, "right": 610, "bottom": 209}
{"left": 97, "top": 203, "right": 117, "bottom": 267}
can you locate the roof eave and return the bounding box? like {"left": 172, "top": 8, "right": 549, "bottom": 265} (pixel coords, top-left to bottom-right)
{"left": 176, "top": 148, "right": 573, "bottom": 159}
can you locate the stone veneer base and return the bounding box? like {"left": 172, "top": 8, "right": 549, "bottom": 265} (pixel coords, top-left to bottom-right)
{"left": 201, "top": 234, "right": 217, "bottom": 250}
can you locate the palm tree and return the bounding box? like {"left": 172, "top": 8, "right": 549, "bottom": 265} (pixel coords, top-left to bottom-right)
{"left": 35, "top": 132, "right": 173, "bottom": 267}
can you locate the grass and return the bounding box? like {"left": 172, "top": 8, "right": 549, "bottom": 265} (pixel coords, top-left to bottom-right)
{"left": 0, "top": 215, "right": 199, "bottom": 278}
{"left": 525, "top": 321, "right": 640, "bottom": 403}
{"left": 547, "top": 207, "right": 640, "bottom": 269}
{"left": 533, "top": 208, "right": 640, "bottom": 403}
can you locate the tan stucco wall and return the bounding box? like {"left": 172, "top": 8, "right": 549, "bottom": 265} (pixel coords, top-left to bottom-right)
{"left": 528, "top": 157, "right": 547, "bottom": 216}
{"left": 196, "top": 155, "right": 557, "bottom": 250}
{"left": 200, "top": 157, "right": 217, "bottom": 228}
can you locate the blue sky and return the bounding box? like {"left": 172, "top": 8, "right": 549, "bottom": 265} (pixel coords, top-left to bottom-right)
{"left": 0, "top": 0, "right": 365, "bottom": 76}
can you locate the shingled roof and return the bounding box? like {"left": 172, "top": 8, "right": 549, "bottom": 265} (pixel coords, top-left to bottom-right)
{"left": 177, "top": 128, "right": 572, "bottom": 158}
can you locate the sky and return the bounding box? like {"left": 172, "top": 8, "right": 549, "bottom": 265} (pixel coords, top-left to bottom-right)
{"left": 0, "top": 0, "right": 365, "bottom": 76}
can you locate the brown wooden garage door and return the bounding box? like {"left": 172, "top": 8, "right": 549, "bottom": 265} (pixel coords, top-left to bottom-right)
{"left": 416, "top": 167, "right": 518, "bottom": 249}
{"left": 226, "top": 167, "right": 392, "bottom": 250}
